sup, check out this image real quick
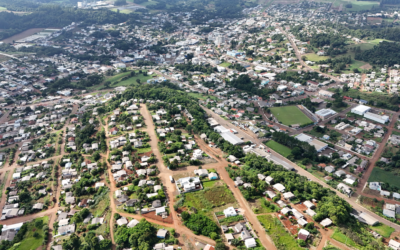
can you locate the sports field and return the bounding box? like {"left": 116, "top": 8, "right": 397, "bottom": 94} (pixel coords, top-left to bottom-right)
{"left": 270, "top": 106, "right": 312, "bottom": 126}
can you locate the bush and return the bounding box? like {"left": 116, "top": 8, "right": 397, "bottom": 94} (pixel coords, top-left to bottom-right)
{"left": 298, "top": 239, "right": 306, "bottom": 247}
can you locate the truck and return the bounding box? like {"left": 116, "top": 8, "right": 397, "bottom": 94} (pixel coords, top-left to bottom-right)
{"left": 169, "top": 176, "right": 174, "bottom": 183}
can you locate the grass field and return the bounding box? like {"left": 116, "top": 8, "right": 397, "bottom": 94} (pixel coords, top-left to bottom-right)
{"left": 330, "top": 0, "right": 379, "bottom": 11}
{"left": 136, "top": 147, "right": 151, "bottom": 154}
{"left": 368, "top": 167, "right": 400, "bottom": 190}
{"left": 219, "top": 62, "right": 231, "bottom": 67}
{"left": 305, "top": 53, "right": 329, "bottom": 62}
{"left": 331, "top": 229, "right": 358, "bottom": 247}
{"left": 184, "top": 182, "right": 237, "bottom": 220}
{"left": 16, "top": 216, "right": 49, "bottom": 250}
{"left": 266, "top": 140, "right": 292, "bottom": 157}
{"left": 257, "top": 215, "right": 303, "bottom": 250}
{"left": 90, "top": 71, "right": 157, "bottom": 90}
{"left": 202, "top": 180, "right": 219, "bottom": 188}
{"left": 370, "top": 223, "right": 395, "bottom": 238}
{"left": 270, "top": 106, "right": 312, "bottom": 126}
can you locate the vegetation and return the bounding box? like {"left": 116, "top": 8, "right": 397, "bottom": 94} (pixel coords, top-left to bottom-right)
{"left": 355, "top": 41, "right": 400, "bottom": 66}
{"left": 257, "top": 215, "right": 304, "bottom": 250}
{"left": 0, "top": 216, "right": 49, "bottom": 250}
{"left": 265, "top": 140, "right": 292, "bottom": 157}
{"left": 181, "top": 211, "right": 219, "bottom": 238}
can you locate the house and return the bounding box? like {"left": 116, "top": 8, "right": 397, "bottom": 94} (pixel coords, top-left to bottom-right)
{"left": 298, "top": 229, "right": 310, "bottom": 241}
{"left": 283, "top": 192, "right": 295, "bottom": 200}
{"left": 304, "top": 201, "right": 315, "bottom": 209}
{"left": 244, "top": 238, "right": 257, "bottom": 248}
{"left": 127, "top": 219, "right": 140, "bottom": 228}
{"left": 58, "top": 224, "right": 75, "bottom": 235}
{"left": 157, "top": 229, "right": 168, "bottom": 238}
{"left": 383, "top": 209, "right": 396, "bottom": 218}
{"left": 116, "top": 217, "right": 128, "bottom": 226}
{"left": 320, "top": 218, "right": 332, "bottom": 227}
{"left": 194, "top": 169, "right": 208, "bottom": 177}
{"left": 223, "top": 207, "right": 237, "bottom": 217}
{"left": 273, "top": 183, "right": 285, "bottom": 192}
{"left": 265, "top": 176, "right": 274, "bottom": 185}
{"left": 152, "top": 200, "right": 162, "bottom": 208}
{"left": 208, "top": 172, "right": 219, "bottom": 180}
{"left": 337, "top": 183, "right": 353, "bottom": 197}
{"left": 389, "top": 239, "right": 400, "bottom": 250}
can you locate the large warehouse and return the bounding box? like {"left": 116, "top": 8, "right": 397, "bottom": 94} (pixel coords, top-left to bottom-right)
{"left": 214, "top": 125, "right": 244, "bottom": 145}
{"left": 351, "top": 105, "right": 371, "bottom": 116}
{"left": 295, "top": 133, "right": 328, "bottom": 152}
{"left": 315, "top": 109, "right": 337, "bottom": 120}
{"left": 364, "top": 112, "right": 389, "bottom": 124}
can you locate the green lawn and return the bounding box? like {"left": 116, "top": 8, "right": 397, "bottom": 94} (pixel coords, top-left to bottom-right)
{"left": 219, "top": 62, "right": 231, "bottom": 67}
{"left": 115, "top": 74, "right": 155, "bottom": 87}
{"left": 184, "top": 183, "right": 237, "bottom": 220}
{"left": 203, "top": 180, "right": 219, "bottom": 188}
{"left": 370, "top": 223, "right": 395, "bottom": 238}
{"left": 136, "top": 147, "right": 151, "bottom": 154}
{"left": 305, "top": 53, "right": 329, "bottom": 62}
{"left": 368, "top": 167, "right": 400, "bottom": 190}
{"left": 331, "top": 229, "right": 357, "bottom": 247}
{"left": 266, "top": 140, "right": 292, "bottom": 157}
{"left": 270, "top": 106, "right": 312, "bottom": 126}
{"left": 257, "top": 215, "right": 303, "bottom": 250}
{"left": 16, "top": 216, "right": 49, "bottom": 250}
{"left": 332, "top": 0, "right": 379, "bottom": 11}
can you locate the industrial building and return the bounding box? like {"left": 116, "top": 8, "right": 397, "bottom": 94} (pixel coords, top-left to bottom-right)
{"left": 295, "top": 133, "right": 328, "bottom": 152}
{"left": 351, "top": 105, "right": 371, "bottom": 116}
{"left": 214, "top": 125, "right": 244, "bottom": 145}
{"left": 364, "top": 112, "right": 389, "bottom": 124}
{"left": 315, "top": 109, "right": 337, "bottom": 120}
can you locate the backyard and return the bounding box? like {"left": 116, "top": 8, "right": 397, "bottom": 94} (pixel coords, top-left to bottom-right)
{"left": 270, "top": 106, "right": 312, "bottom": 126}
{"left": 266, "top": 140, "right": 292, "bottom": 157}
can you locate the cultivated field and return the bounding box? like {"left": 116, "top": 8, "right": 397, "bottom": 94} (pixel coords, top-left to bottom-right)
{"left": 270, "top": 106, "right": 312, "bottom": 126}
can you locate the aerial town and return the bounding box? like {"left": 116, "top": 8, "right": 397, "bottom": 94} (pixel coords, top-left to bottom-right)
{"left": 1, "top": 0, "right": 400, "bottom": 249}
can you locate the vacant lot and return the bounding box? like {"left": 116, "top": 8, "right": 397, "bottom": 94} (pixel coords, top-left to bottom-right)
{"left": 305, "top": 53, "right": 329, "bottom": 62}
{"left": 331, "top": 229, "right": 358, "bottom": 248}
{"left": 2, "top": 28, "right": 45, "bottom": 43}
{"left": 270, "top": 106, "right": 312, "bottom": 126}
{"left": 368, "top": 167, "right": 400, "bottom": 190}
{"left": 184, "top": 181, "right": 237, "bottom": 220}
{"left": 370, "top": 223, "right": 395, "bottom": 238}
{"left": 257, "top": 215, "right": 303, "bottom": 250}
{"left": 266, "top": 140, "right": 292, "bottom": 157}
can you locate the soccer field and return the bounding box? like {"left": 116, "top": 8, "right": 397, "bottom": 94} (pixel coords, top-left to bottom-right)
{"left": 270, "top": 106, "right": 313, "bottom": 126}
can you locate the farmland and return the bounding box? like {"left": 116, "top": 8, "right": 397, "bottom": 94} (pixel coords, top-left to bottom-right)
{"left": 270, "top": 106, "right": 312, "bottom": 126}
